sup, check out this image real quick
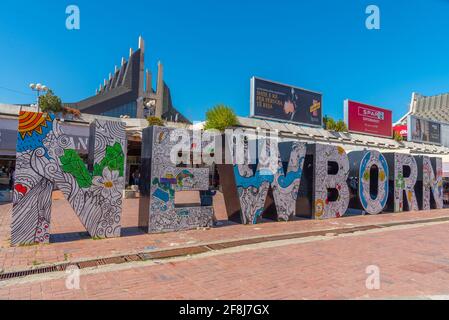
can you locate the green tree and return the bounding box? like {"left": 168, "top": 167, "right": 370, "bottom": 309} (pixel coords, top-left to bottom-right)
{"left": 393, "top": 130, "right": 403, "bottom": 142}
{"left": 147, "top": 116, "right": 165, "bottom": 127}
{"left": 38, "top": 90, "right": 63, "bottom": 114}
{"left": 204, "top": 105, "right": 238, "bottom": 132}
{"left": 323, "top": 115, "right": 348, "bottom": 132}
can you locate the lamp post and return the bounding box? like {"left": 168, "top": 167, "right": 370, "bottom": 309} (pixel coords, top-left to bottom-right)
{"left": 29, "top": 83, "right": 49, "bottom": 112}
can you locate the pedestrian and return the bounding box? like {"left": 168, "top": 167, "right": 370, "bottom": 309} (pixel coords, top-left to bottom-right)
{"left": 9, "top": 167, "right": 15, "bottom": 190}
{"left": 132, "top": 170, "right": 140, "bottom": 186}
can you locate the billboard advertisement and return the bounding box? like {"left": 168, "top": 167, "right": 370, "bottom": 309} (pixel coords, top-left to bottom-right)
{"left": 393, "top": 125, "right": 408, "bottom": 139}
{"left": 250, "top": 77, "right": 322, "bottom": 127}
{"left": 343, "top": 100, "right": 393, "bottom": 138}
{"left": 408, "top": 115, "right": 441, "bottom": 145}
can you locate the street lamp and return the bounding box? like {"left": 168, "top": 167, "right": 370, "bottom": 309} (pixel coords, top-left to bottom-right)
{"left": 29, "top": 83, "right": 49, "bottom": 112}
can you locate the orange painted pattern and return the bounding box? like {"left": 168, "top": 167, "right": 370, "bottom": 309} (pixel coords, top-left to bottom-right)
{"left": 18, "top": 111, "right": 49, "bottom": 139}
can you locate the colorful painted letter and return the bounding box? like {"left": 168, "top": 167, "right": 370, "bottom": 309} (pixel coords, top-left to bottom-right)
{"left": 383, "top": 153, "right": 419, "bottom": 212}
{"left": 310, "top": 144, "right": 350, "bottom": 219}
{"left": 138, "top": 126, "right": 214, "bottom": 233}
{"left": 348, "top": 150, "right": 389, "bottom": 214}
{"left": 227, "top": 140, "right": 306, "bottom": 224}
{"left": 414, "top": 156, "right": 443, "bottom": 210}
{"left": 12, "top": 112, "right": 126, "bottom": 245}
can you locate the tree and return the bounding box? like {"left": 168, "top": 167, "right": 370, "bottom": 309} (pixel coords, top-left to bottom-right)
{"left": 393, "top": 130, "right": 403, "bottom": 142}
{"left": 204, "top": 105, "right": 238, "bottom": 132}
{"left": 38, "top": 90, "right": 63, "bottom": 114}
{"left": 333, "top": 120, "right": 348, "bottom": 132}
{"left": 147, "top": 116, "right": 165, "bottom": 127}
{"left": 63, "top": 106, "right": 81, "bottom": 117}
{"left": 323, "top": 115, "right": 348, "bottom": 132}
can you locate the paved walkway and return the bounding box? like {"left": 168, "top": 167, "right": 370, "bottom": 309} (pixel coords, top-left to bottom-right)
{"left": 2, "top": 193, "right": 449, "bottom": 273}
{"left": 1, "top": 219, "right": 449, "bottom": 299}
{"left": 2, "top": 193, "right": 449, "bottom": 299}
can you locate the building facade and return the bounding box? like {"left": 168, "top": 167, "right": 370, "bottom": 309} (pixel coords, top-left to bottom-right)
{"left": 66, "top": 37, "right": 190, "bottom": 123}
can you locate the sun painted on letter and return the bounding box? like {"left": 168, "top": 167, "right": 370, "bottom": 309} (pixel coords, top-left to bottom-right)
{"left": 18, "top": 112, "right": 51, "bottom": 139}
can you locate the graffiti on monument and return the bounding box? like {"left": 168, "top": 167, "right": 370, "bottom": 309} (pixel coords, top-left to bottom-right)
{"left": 348, "top": 150, "right": 389, "bottom": 215}
{"left": 138, "top": 126, "right": 214, "bottom": 233}
{"left": 12, "top": 112, "right": 126, "bottom": 245}
{"left": 10, "top": 118, "right": 447, "bottom": 246}
{"left": 383, "top": 153, "right": 419, "bottom": 212}
{"left": 231, "top": 140, "right": 306, "bottom": 224}
{"left": 311, "top": 144, "right": 350, "bottom": 219}
{"left": 414, "top": 156, "right": 443, "bottom": 210}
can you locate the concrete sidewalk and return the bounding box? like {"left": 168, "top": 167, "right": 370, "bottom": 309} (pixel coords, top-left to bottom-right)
{"left": 1, "top": 216, "right": 449, "bottom": 299}
{"left": 1, "top": 192, "right": 449, "bottom": 275}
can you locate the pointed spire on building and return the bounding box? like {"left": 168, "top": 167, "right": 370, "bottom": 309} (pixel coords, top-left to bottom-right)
{"left": 155, "top": 61, "right": 164, "bottom": 118}
{"left": 156, "top": 60, "right": 164, "bottom": 94}
{"left": 115, "top": 65, "right": 118, "bottom": 73}
{"left": 138, "top": 36, "right": 145, "bottom": 53}
{"left": 121, "top": 57, "right": 126, "bottom": 66}
{"left": 129, "top": 48, "right": 133, "bottom": 57}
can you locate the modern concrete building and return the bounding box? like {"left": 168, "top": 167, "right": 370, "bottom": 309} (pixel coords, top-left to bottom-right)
{"left": 66, "top": 37, "right": 190, "bottom": 123}
{"left": 395, "top": 92, "right": 449, "bottom": 149}
{"left": 397, "top": 92, "right": 449, "bottom": 124}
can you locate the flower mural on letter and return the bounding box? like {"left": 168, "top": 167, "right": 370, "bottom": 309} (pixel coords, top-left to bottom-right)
{"left": 92, "top": 168, "right": 124, "bottom": 200}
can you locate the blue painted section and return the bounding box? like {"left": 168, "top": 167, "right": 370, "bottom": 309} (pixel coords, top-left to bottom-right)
{"left": 253, "top": 208, "right": 264, "bottom": 224}
{"left": 359, "top": 152, "right": 370, "bottom": 209}
{"left": 359, "top": 152, "right": 389, "bottom": 209}
{"left": 233, "top": 160, "right": 304, "bottom": 190}
{"left": 153, "top": 188, "right": 170, "bottom": 203}
{"left": 17, "top": 114, "right": 54, "bottom": 154}
{"left": 277, "top": 158, "right": 304, "bottom": 188}
{"left": 233, "top": 165, "right": 274, "bottom": 189}
{"left": 379, "top": 154, "right": 389, "bottom": 208}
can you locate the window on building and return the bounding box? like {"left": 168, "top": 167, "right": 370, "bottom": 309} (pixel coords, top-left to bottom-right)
{"left": 101, "top": 101, "right": 137, "bottom": 118}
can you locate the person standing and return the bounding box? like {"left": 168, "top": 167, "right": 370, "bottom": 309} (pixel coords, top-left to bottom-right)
{"left": 132, "top": 170, "right": 140, "bottom": 186}
{"left": 9, "top": 167, "right": 15, "bottom": 191}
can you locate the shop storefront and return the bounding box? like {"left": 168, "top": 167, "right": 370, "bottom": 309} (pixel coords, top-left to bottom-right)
{"left": 0, "top": 117, "right": 18, "bottom": 202}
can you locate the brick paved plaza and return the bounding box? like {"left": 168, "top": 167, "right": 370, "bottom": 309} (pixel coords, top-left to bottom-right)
{"left": 1, "top": 193, "right": 449, "bottom": 300}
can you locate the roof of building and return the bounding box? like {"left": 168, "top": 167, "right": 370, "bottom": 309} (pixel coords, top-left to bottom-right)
{"left": 2, "top": 104, "right": 449, "bottom": 166}
{"left": 65, "top": 49, "right": 142, "bottom": 113}
{"left": 64, "top": 37, "right": 191, "bottom": 124}
{"left": 233, "top": 116, "right": 449, "bottom": 156}
{"left": 397, "top": 92, "right": 449, "bottom": 125}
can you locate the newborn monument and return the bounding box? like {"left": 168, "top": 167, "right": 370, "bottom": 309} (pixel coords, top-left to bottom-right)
{"left": 10, "top": 113, "right": 444, "bottom": 246}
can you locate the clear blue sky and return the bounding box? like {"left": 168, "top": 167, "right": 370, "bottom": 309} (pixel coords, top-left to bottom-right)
{"left": 1, "top": 0, "right": 449, "bottom": 122}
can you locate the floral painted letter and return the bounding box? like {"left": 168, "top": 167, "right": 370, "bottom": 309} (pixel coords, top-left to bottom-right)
{"left": 11, "top": 112, "right": 126, "bottom": 245}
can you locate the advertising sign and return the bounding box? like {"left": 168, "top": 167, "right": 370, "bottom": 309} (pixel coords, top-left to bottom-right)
{"left": 408, "top": 115, "right": 441, "bottom": 145}
{"left": 393, "top": 125, "right": 408, "bottom": 139}
{"left": 441, "top": 124, "right": 449, "bottom": 148}
{"left": 250, "top": 77, "right": 322, "bottom": 127}
{"left": 344, "top": 100, "right": 393, "bottom": 137}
